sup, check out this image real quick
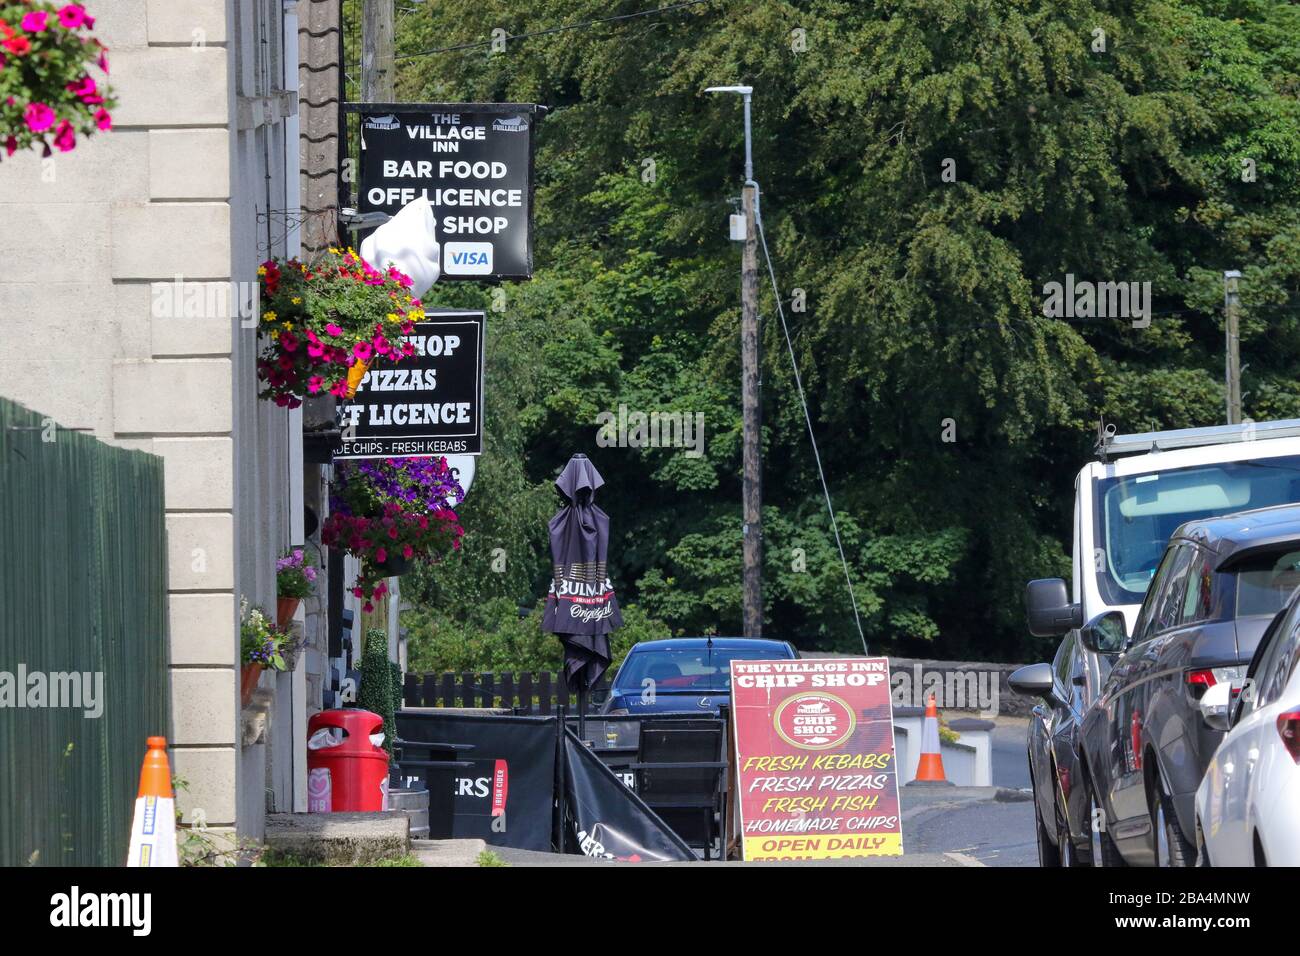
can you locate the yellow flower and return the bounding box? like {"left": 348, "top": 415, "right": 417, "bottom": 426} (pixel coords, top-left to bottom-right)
{"left": 262, "top": 310, "right": 277, "bottom": 323}
{"left": 386, "top": 313, "right": 399, "bottom": 324}
{"left": 291, "top": 297, "right": 302, "bottom": 305}
{"left": 257, "top": 265, "right": 267, "bottom": 277}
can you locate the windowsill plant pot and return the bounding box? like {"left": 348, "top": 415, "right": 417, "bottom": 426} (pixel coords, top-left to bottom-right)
{"left": 240, "top": 600, "right": 290, "bottom": 708}
{"left": 275, "top": 548, "right": 317, "bottom": 626}
{"left": 240, "top": 664, "right": 262, "bottom": 708}
{"left": 276, "top": 596, "right": 301, "bottom": 628}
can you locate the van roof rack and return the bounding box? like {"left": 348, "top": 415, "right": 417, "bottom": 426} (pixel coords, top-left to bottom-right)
{"left": 1095, "top": 418, "right": 1300, "bottom": 461}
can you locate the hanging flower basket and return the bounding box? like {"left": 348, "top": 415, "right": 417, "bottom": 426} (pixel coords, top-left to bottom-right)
{"left": 256, "top": 247, "right": 425, "bottom": 409}
{"left": 0, "top": 3, "right": 115, "bottom": 160}
{"left": 322, "top": 457, "right": 464, "bottom": 611}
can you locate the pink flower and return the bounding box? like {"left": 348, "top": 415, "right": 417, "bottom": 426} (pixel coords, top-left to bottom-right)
{"left": 25, "top": 103, "right": 55, "bottom": 133}
{"left": 352, "top": 341, "right": 373, "bottom": 363}
{"left": 325, "top": 323, "right": 342, "bottom": 337}
{"left": 375, "top": 547, "right": 387, "bottom": 564}
{"left": 21, "top": 11, "right": 48, "bottom": 31}
{"left": 58, "top": 5, "right": 91, "bottom": 30}
{"left": 4, "top": 136, "right": 15, "bottom": 157}
{"left": 97, "top": 50, "right": 109, "bottom": 73}
{"left": 67, "top": 76, "right": 102, "bottom": 105}
{"left": 94, "top": 108, "right": 111, "bottom": 131}
{"left": 279, "top": 330, "right": 298, "bottom": 352}
{"left": 402, "top": 545, "right": 414, "bottom": 559}
{"left": 307, "top": 375, "right": 324, "bottom": 394}
{"left": 53, "top": 121, "right": 76, "bottom": 152}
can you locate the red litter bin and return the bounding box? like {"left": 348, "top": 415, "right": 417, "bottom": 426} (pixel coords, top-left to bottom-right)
{"left": 306, "top": 709, "right": 390, "bottom": 812}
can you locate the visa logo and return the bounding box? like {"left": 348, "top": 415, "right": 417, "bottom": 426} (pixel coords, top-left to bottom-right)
{"left": 444, "top": 242, "right": 493, "bottom": 275}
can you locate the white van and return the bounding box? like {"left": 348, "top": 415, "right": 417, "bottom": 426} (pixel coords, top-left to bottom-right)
{"left": 1027, "top": 419, "right": 1300, "bottom": 640}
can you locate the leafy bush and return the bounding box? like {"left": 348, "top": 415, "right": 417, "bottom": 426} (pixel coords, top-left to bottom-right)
{"left": 404, "top": 597, "right": 670, "bottom": 675}
{"left": 355, "top": 628, "right": 395, "bottom": 756}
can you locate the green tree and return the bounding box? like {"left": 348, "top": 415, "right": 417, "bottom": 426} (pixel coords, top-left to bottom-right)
{"left": 348, "top": 0, "right": 1300, "bottom": 664}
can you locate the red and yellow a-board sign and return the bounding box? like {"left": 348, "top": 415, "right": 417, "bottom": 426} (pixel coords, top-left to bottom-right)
{"left": 731, "top": 658, "right": 902, "bottom": 861}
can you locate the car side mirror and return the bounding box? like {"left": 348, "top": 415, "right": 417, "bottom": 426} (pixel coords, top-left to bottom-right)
{"left": 1026, "top": 578, "right": 1083, "bottom": 638}
{"left": 1199, "top": 680, "right": 1232, "bottom": 732}
{"left": 1008, "top": 662, "right": 1061, "bottom": 706}
{"left": 1079, "top": 610, "right": 1127, "bottom": 655}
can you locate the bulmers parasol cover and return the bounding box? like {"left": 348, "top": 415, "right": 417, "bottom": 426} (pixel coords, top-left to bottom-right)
{"left": 543, "top": 454, "right": 621, "bottom": 690}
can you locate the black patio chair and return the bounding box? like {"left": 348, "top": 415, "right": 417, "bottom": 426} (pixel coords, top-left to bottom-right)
{"left": 628, "top": 719, "right": 727, "bottom": 859}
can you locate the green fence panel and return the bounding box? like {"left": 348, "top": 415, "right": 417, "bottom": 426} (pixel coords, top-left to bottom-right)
{"left": 0, "top": 398, "right": 170, "bottom": 866}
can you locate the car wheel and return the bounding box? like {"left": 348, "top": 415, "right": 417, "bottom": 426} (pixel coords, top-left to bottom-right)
{"left": 1085, "top": 774, "right": 1126, "bottom": 867}
{"left": 1150, "top": 775, "right": 1196, "bottom": 867}
{"left": 1033, "top": 776, "right": 1061, "bottom": 867}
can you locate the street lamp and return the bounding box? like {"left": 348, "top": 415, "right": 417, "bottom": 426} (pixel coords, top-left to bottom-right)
{"left": 704, "top": 85, "right": 753, "bottom": 184}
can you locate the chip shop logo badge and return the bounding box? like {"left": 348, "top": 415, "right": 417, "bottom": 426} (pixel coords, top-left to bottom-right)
{"left": 774, "top": 693, "right": 855, "bottom": 750}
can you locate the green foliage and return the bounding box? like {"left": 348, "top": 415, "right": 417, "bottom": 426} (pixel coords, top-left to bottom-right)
{"left": 353, "top": 0, "right": 1300, "bottom": 664}
{"left": 404, "top": 598, "right": 670, "bottom": 675}
{"left": 356, "top": 628, "right": 396, "bottom": 756}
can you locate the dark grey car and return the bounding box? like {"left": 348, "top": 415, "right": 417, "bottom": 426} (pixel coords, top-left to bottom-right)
{"left": 1011, "top": 606, "right": 1113, "bottom": 866}
{"left": 1079, "top": 504, "right": 1300, "bottom": 866}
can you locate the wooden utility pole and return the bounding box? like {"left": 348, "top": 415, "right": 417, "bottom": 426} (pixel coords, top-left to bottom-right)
{"left": 741, "top": 183, "right": 763, "bottom": 638}
{"left": 1225, "top": 270, "right": 1242, "bottom": 424}
{"left": 361, "top": 0, "right": 396, "bottom": 656}
{"left": 362, "top": 0, "right": 395, "bottom": 102}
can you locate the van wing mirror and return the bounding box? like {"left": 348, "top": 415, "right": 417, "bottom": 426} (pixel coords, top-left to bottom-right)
{"left": 1079, "top": 610, "right": 1128, "bottom": 655}
{"left": 1026, "top": 578, "right": 1083, "bottom": 638}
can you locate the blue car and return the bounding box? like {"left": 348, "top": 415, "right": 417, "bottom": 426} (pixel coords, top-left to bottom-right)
{"left": 600, "top": 638, "right": 798, "bottom": 716}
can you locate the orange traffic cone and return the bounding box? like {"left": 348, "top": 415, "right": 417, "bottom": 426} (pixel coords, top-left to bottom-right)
{"left": 126, "top": 736, "right": 179, "bottom": 867}
{"left": 909, "top": 694, "right": 954, "bottom": 787}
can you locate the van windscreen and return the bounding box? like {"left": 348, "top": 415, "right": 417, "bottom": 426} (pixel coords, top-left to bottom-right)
{"left": 1093, "top": 456, "right": 1300, "bottom": 606}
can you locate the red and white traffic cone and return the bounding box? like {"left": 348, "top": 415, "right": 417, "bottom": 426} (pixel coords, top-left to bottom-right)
{"left": 126, "top": 736, "right": 179, "bottom": 867}
{"left": 908, "top": 694, "right": 954, "bottom": 787}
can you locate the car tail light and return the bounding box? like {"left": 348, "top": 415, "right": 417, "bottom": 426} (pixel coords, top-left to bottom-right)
{"left": 1279, "top": 711, "right": 1300, "bottom": 763}
{"left": 1186, "top": 666, "right": 1245, "bottom": 701}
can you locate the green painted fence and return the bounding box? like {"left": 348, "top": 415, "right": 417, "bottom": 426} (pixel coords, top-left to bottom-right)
{"left": 0, "top": 398, "right": 170, "bottom": 866}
